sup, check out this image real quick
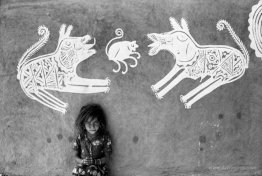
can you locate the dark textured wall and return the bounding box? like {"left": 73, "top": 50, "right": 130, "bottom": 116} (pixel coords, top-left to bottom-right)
{"left": 1, "top": 0, "right": 262, "bottom": 175}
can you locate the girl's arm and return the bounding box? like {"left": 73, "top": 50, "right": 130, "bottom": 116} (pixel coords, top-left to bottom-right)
{"left": 95, "top": 133, "right": 112, "bottom": 165}
{"left": 73, "top": 135, "right": 84, "bottom": 164}
{"left": 94, "top": 153, "right": 110, "bottom": 165}
{"left": 75, "top": 155, "right": 83, "bottom": 164}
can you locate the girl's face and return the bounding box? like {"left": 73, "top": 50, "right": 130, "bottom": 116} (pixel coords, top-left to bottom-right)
{"left": 85, "top": 117, "right": 100, "bottom": 135}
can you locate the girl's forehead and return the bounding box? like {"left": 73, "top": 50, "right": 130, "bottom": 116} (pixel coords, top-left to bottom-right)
{"left": 86, "top": 116, "right": 98, "bottom": 123}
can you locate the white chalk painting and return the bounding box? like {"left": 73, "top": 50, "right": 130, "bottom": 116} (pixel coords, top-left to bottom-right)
{"left": 147, "top": 17, "right": 249, "bottom": 109}
{"left": 17, "top": 18, "right": 250, "bottom": 112}
{"left": 249, "top": 0, "right": 262, "bottom": 59}
{"left": 17, "top": 24, "right": 110, "bottom": 114}
{"left": 106, "top": 28, "right": 141, "bottom": 74}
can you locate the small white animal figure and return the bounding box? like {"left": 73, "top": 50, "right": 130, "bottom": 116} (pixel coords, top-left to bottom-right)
{"left": 105, "top": 28, "right": 141, "bottom": 74}
{"left": 17, "top": 24, "right": 110, "bottom": 114}
{"left": 147, "top": 17, "right": 249, "bottom": 109}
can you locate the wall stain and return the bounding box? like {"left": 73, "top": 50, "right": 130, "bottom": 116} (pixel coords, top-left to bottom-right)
{"left": 236, "top": 112, "right": 242, "bottom": 119}
{"left": 199, "top": 135, "right": 206, "bottom": 143}
{"left": 132, "top": 135, "right": 139, "bottom": 144}
{"left": 57, "top": 134, "right": 63, "bottom": 140}
{"left": 68, "top": 136, "right": 74, "bottom": 143}
{"left": 218, "top": 113, "right": 224, "bottom": 120}
{"left": 216, "top": 131, "right": 222, "bottom": 140}
{"left": 11, "top": 160, "right": 16, "bottom": 166}
{"left": 47, "top": 138, "right": 51, "bottom": 143}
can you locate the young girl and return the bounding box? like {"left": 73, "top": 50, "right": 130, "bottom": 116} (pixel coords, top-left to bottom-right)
{"left": 72, "top": 103, "right": 112, "bottom": 176}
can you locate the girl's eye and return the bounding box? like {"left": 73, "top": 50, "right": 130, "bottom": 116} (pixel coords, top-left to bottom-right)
{"left": 93, "top": 122, "right": 99, "bottom": 126}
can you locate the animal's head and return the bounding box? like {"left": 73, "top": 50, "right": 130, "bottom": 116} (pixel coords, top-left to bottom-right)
{"left": 128, "top": 41, "right": 139, "bottom": 51}
{"left": 147, "top": 17, "right": 198, "bottom": 64}
{"left": 57, "top": 24, "right": 96, "bottom": 71}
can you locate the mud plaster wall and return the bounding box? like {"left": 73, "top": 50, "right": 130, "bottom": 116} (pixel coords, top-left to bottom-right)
{"left": 0, "top": 0, "right": 262, "bottom": 176}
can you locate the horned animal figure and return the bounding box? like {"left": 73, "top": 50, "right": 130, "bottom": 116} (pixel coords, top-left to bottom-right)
{"left": 17, "top": 24, "right": 110, "bottom": 113}
{"left": 147, "top": 17, "right": 249, "bottom": 109}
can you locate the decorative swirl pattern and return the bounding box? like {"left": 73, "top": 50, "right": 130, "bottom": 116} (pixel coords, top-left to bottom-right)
{"left": 115, "top": 28, "right": 124, "bottom": 37}
{"left": 38, "top": 25, "right": 48, "bottom": 35}
{"left": 248, "top": 0, "right": 262, "bottom": 58}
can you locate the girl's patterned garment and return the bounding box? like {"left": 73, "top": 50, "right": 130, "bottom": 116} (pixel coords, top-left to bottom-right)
{"left": 72, "top": 132, "right": 112, "bottom": 176}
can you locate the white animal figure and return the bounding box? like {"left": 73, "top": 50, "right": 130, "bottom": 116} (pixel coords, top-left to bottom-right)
{"left": 105, "top": 28, "right": 141, "bottom": 74}
{"left": 17, "top": 24, "right": 110, "bottom": 114}
{"left": 147, "top": 17, "right": 249, "bottom": 109}
{"left": 249, "top": 0, "right": 262, "bottom": 58}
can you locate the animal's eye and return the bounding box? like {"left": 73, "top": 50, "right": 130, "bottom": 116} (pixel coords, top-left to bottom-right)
{"left": 177, "top": 34, "right": 188, "bottom": 42}
{"left": 81, "top": 38, "right": 86, "bottom": 43}
{"left": 65, "top": 41, "right": 71, "bottom": 46}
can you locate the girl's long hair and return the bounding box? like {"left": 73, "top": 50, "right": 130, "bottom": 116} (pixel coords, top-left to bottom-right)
{"left": 75, "top": 103, "right": 107, "bottom": 138}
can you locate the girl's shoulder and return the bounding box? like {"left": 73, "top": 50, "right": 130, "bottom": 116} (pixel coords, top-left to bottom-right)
{"left": 102, "top": 130, "right": 111, "bottom": 138}
{"left": 102, "top": 131, "right": 112, "bottom": 143}
{"left": 75, "top": 133, "right": 85, "bottom": 141}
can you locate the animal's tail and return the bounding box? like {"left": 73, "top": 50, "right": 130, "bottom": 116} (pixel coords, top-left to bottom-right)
{"left": 147, "top": 33, "right": 163, "bottom": 56}
{"left": 17, "top": 25, "right": 50, "bottom": 79}
{"left": 217, "top": 20, "right": 249, "bottom": 68}
{"left": 105, "top": 28, "right": 124, "bottom": 56}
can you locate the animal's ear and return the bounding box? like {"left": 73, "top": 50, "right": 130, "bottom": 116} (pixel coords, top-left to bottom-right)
{"left": 64, "top": 25, "right": 73, "bottom": 37}
{"left": 59, "top": 24, "right": 66, "bottom": 36}
{"left": 169, "top": 17, "right": 182, "bottom": 31}
{"left": 181, "top": 18, "right": 190, "bottom": 34}
{"left": 58, "top": 24, "right": 66, "bottom": 42}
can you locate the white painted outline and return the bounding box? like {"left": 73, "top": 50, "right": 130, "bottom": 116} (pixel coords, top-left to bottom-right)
{"left": 248, "top": 0, "right": 262, "bottom": 59}
{"left": 105, "top": 28, "right": 141, "bottom": 74}
{"left": 17, "top": 24, "right": 110, "bottom": 114}
{"left": 148, "top": 17, "right": 249, "bottom": 109}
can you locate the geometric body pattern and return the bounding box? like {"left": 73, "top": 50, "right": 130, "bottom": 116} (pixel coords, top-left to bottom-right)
{"left": 147, "top": 17, "right": 249, "bottom": 109}
{"left": 17, "top": 24, "right": 110, "bottom": 114}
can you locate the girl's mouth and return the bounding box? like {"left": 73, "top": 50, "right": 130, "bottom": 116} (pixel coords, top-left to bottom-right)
{"left": 89, "top": 130, "right": 96, "bottom": 132}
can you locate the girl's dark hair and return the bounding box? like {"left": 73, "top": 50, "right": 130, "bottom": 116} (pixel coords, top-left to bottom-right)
{"left": 75, "top": 103, "right": 107, "bottom": 138}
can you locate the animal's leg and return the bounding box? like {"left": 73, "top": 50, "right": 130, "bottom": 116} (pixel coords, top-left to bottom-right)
{"left": 112, "top": 60, "right": 121, "bottom": 73}
{"left": 38, "top": 89, "right": 68, "bottom": 108}
{"left": 61, "top": 85, "right": 110, "bottom": 94}
{"left": 133, "top": 52, "right": 141, "bottom": 59}
{"left": 126, "top": 56, "right": 138, "bottom": 68}
{"left": 184, "top": 78, "right": 223, "bottom": 109}
{"left": 119, "top": 60, "right": 128, "bottom": 74}
{"left": 180, "top": 78, "right": 215, "bottom": 103}
{"left": 31, "top": 91, "right": 67, "bottom": 114}
{"left": 152, "top": 64, "right": 181, "bottom": 92}
{"left": 155, "top": 71, "right": 186, "bottom": 99}
{"left": 69, "top": 76, "right": 110, "bottom": 86}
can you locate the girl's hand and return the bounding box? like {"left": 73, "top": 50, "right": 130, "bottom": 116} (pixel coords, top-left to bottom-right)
{"left": 82, "top": 158, "right": 94, "bottom": 165}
